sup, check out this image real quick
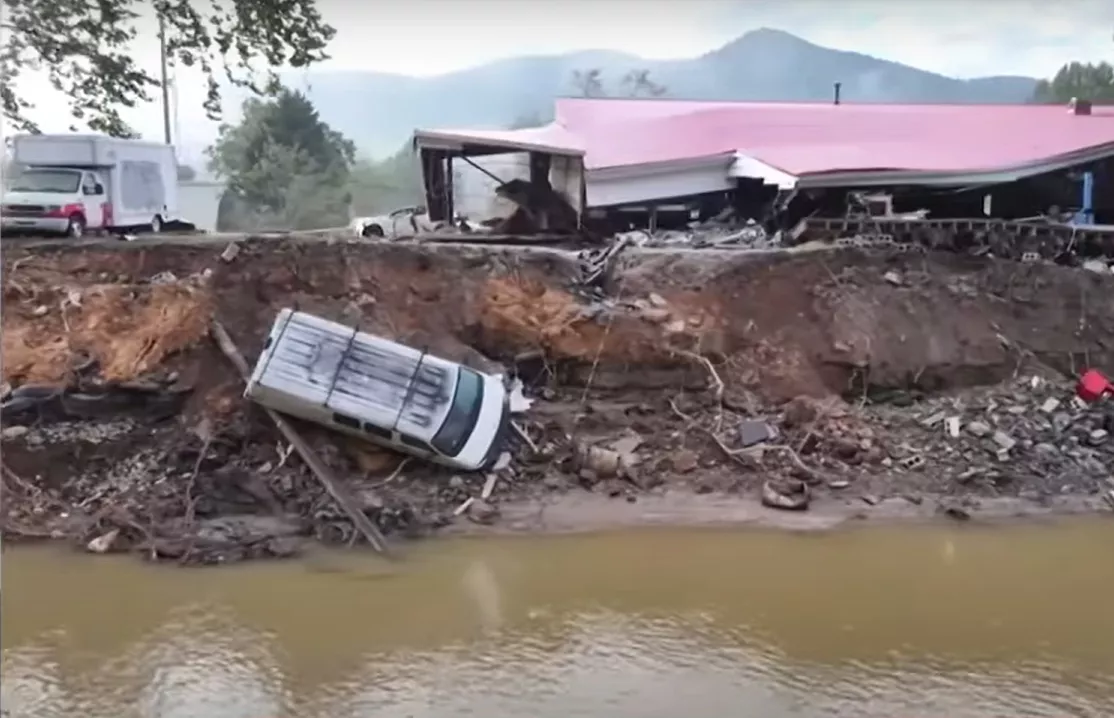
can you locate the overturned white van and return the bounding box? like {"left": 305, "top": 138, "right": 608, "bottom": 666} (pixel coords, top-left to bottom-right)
{"left": 245, "top": 309, "right": 510, "bottom": 471}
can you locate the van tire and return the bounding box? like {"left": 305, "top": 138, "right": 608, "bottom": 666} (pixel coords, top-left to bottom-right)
{"left": 66, "top": 214, "right": 86, "bottom": 239}
{"left": 149, "top": 215, "right": 163, "bottom": 234}
{"left": 362, "top": 223, "right": 385, "bottom": 238}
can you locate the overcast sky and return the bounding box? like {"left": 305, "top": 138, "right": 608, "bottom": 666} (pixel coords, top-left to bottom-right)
{"left": 8, "top": 0, "right": 1113, "bottom": 158}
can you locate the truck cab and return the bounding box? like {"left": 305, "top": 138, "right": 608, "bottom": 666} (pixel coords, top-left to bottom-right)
{"left": 2, "top": 166, "right": 109, "bottom": 238}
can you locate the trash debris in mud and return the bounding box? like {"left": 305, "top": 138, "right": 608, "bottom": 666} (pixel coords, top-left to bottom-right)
{"left": 4, "top": 234, "right": 1114, "bottom": 567}
{"left": 761, "top": 479, "right": 810, "bottom": 511}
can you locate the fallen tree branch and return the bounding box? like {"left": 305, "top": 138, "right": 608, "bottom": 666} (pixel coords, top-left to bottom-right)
{"left": 369, "top": 457, "right": 411, "bottom": 489}
{"left": 667, "top": 398, "right": 833, "bottom": 484}
{"left": 670, "top": 347, "right": 725, "bottom": 405}
{"left": 209, "top": 319, "right": 393, "bottom": 557}
{"left": 510, "top": 420, "right": 539, "bottom": 455}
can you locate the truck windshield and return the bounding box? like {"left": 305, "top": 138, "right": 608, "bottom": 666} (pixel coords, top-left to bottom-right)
{"left": 431, "top": 368, "right": 485, "bottom": 457}
{"left": 9, "top": 169, "right": 81, "bottom": 193}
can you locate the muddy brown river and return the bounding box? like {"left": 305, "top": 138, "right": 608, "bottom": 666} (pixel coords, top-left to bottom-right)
{"left": 3, "top": 521, "right": 1114, "bottom": 717}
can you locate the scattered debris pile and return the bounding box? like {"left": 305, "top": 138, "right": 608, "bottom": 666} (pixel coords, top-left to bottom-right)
{"left": 3, "top": 235, "right": 1114, "bottom": 566}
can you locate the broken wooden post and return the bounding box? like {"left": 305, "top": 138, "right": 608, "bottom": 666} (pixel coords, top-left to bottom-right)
{"left": 210, "top": 319, "right": 393, "bottom": 557}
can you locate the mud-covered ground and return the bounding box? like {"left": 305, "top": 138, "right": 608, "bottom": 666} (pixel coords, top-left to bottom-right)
{"left": 3, "top": 236, "right": 1114, "bottom": 564}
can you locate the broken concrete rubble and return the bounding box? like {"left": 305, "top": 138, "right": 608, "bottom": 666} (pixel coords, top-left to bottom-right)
{"left": 3, "top": 234, "right": 1114, "bottom": 566}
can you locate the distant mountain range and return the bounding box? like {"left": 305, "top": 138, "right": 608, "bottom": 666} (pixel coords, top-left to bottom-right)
{"left": 282, "top": 28, "right": 1040, "bottom": 157}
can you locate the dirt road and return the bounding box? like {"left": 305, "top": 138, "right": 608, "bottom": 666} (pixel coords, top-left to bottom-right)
{"left": 3, "top": 234, "right": 1113, "bottom": 564}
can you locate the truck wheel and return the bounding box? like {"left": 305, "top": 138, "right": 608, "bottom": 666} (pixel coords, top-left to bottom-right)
{"left": 150, "top": 215, "right": 163, "bottom": 234}
{"left": 362, "top": 223, "right": 385, "bottom": 238}
{"left": 66, "top": 215, "right": 86, "bottom": 239}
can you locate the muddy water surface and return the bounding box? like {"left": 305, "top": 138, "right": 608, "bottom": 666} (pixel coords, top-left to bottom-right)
{"left": 4, "top": 521, "right": 1114, "bottom": 717}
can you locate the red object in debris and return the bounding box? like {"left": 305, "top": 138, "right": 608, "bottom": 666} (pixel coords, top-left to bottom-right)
{"left": 1076, "top": 369, "right": 1114, "bottom": 403}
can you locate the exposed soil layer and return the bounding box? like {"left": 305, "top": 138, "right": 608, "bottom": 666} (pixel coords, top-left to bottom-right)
{"left": 3, "top": 237, "right": 1114, "bottom": 564}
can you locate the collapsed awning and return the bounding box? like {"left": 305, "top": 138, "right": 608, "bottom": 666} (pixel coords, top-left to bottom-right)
{"left": 412, "top": 123, "right": 585, "bottom": 157}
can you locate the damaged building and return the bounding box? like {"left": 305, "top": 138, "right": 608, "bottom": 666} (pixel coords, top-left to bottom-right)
{"left": 411, "top": 125, "right": 586, "bottom": 236}
{"left": 413, "top": 97, "right": 1114, "bottom": 246}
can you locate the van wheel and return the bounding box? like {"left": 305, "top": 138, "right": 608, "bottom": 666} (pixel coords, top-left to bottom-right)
{"left": 362, "top": 223, "right": 385, "bottom": 238}
{"left": 150, "top": 215, "right": 163, "bottom": 234}
{"left": 66, "top": 215, "right": 86, "bottom": 239}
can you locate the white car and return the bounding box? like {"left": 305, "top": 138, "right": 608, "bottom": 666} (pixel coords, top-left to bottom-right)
{"left": 350, "top": 206, "right": 438, "bottom": 239}
{"left": 244, "top": 309, "right": 511, "bottom": 471}
{"left": 351, "top": 206, "right": 484, "bottom": 239}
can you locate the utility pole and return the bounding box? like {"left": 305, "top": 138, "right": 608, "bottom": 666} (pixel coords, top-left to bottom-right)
{"left": 158, "top": 13, "right": 172, "bottom": 146}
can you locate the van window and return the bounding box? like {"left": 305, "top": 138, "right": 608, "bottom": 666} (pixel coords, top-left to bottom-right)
{"left": 362, "top": 423, "right": 392, "bottom": 440}
{"left": 431, "top": 368, "right": 485, "bottom": 457}
{"left": 332, "top": 412, "right": 361, "bottom": 430}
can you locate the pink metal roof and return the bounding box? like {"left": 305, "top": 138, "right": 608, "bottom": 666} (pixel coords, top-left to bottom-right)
{"left": 555, "top": 98, "right": 1114, "bottom": 176}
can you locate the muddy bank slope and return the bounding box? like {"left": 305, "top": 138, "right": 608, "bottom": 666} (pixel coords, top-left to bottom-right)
{"left": 3, "top": 237, "right": 1113, "bottom": 563}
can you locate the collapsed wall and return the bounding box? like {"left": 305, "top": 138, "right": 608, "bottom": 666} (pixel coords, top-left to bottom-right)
{"left": 3, "top": 236, "right": 1114, "bottom": 562}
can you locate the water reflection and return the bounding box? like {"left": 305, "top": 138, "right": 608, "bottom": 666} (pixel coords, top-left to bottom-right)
{"left": 4, "top": 521, "right": 1114, "bottom": 717}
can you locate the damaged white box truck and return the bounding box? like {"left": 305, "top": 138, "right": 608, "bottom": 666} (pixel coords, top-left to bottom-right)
{"left": 2, "top": 134, "right": 180, "bottom": 238}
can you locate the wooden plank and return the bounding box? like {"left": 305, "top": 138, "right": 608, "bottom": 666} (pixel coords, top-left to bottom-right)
{"left": 210, "top": 320, "right": 392, "bottom": 557}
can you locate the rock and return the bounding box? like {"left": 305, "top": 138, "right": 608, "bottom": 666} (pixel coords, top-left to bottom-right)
{"left": 883, "top": 270, "right": 903, "bottom": 286}
{"left": 448, "top": 475, "right": 466, "bottom": 490}
{"left": 1088, "top": 429, "right": 1108, "bottom": 446}
{"left": 1, "top": 425, "right": 29, "bottom": 440}
{"left": 946, "top": 416, "right": 961, "bottom": 438}
{"left": 611, "top": 433, "right": 644, "bottom": 460}
{"left": 664, "top": 319, "right": 687, "bottom": 334}
{"left": 577, "top": 468, "right": 600, "bottom": 486}
{"left": 966, "top": 421, "right": 992, "bottom": 438}
{"left": 467, "top": 499, "right": 499, "bottom": 525}
{"left": 648, "top": 293, "right": 667, "bottom": 308}
{"left": 761, "top": 479, "right": 810, "bottom": 511}
{"left": 992, "top": 431, "right": 1017, "bottom": 451}
{"left": 738, "top": 419, "right": 776, "bottom": 447}
{"left": 827, "top": 480, "right": 851, "bottom": 489}
{"left": 921, "top": 411, "right": 947, "bottom": 427}
{"left": 1033, "top": 442, "right": 1059, "bottom": 456}
{"left": 861, "top": 494, "right": 880, "bottom": 506}
{"left": 86, "top": 529, "right": 120, "bottom": 554}
{"left": 577, "top": 444, "right": 621, "bottom": 478}
{"left": 640, "top": 307, "right": 671, "bottom": 324}
{"left": 219, "top": 242, "right": 240, "bottom": 263}
{"left": 782, "top": 396, "right": 819, "bottom": 428}
{"left": 671, "top": 449, "right": 699, "bottom": 473}
{"left": 492, "top": 452, "right": 513, "bottom": 471}
{"left": 30, "top": 305, "right": 49, "bottom": 317}
{"left": 1052, "top": 413, "right": 1073, "bottom": 433}
{"left": 941, "top": 505, "right": 971, "bottom": 521}
{"left": 1040, "top": 398, "right": 1061, "bottom": 413}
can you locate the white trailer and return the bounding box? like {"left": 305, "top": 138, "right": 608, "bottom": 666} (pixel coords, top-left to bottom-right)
{"left": 2, "top": 134, "right": 180, "bottom": 238}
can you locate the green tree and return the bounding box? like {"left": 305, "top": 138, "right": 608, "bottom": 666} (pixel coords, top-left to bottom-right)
{"left": 620, "top": 69, "right": 668, "bottom": 98}
{"left": 570, "top": 68, "right": 605, "bottom": 98}
{"left": 207, "top": 88, "right": 355, "bottom": 230}
{"left": 348, "top": 144, "right": 423, "bottom": 215}
{"left": 0, "top": 0, "right": 335, "bottom": 137}
{"left": 569, "top": 68, "right": 668, "bottom": 98}
{"left": 1031, "top": 62, "right": 1114, "bottom": 104}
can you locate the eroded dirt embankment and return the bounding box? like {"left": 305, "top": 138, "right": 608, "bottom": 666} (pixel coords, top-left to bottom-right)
{"left": 3, "top": 237, "right": 1114, "bottom": 564}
